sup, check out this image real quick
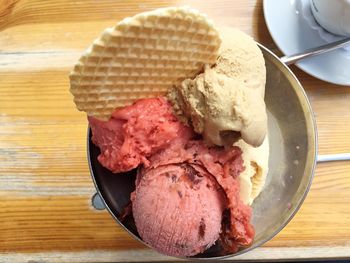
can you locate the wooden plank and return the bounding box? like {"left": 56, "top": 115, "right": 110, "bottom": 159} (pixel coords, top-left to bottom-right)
{"left": 1, "top": 246, "right": 350, "bottom": 262}
{"left": 0, "top": 195, "right": 145, "bottom": 253}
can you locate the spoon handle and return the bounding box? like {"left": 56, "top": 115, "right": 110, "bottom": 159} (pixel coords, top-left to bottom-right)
{"left": 280, "top": 37, "right": 350, "bottom": 65}
{"left": 317, "top": 153, "right": 350, "bottom": 163}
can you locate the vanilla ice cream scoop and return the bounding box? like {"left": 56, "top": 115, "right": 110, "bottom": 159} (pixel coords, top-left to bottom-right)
{"left": 169, "top": 28, "right": 267, "bottom": 147}
{"left": 236, "top": 136, "right": 269, "bottom": 205}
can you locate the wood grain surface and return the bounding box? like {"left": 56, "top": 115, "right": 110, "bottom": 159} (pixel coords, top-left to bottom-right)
{"left": 1, "top": 0, "right": 350, "bottom": 262}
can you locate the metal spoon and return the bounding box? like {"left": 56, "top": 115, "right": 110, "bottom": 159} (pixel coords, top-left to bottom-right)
{"left": 280, "top": 37, "right": 350, "bottom": 65}
{"left": 279, "top": 37, "right": 350, "bottom": 162}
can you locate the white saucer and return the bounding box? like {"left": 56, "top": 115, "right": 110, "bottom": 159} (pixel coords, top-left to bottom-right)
{"left": 263, "top": 0, "right": 350, "bottom": 86}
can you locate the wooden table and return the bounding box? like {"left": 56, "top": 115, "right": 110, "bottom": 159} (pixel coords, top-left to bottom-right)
{"left": 1, "top": 0, "right": 350, "bottom": 262}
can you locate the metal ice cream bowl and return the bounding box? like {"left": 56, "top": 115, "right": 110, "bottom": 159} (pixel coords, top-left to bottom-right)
{"left": 87, "top": 44, "right": 317, "bottom": 259}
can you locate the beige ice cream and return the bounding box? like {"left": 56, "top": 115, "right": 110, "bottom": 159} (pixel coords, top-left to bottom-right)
{"left": 169, "top": 27, "right": 267, "bottom": 147}
{"left": 236, "top": 136, "right": 269, "bottom": 205}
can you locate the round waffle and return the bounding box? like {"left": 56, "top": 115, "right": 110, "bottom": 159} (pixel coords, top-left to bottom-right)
{"left": 70, "top": 6, "right": 221, "bottom": 120}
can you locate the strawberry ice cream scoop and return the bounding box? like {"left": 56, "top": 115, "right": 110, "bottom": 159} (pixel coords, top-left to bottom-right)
{"left": 132, "top": 164, "right": 225, "bottom": 257}
{"left": 132, "top": 137, "right": 254, "bottom": 256}
{"left": 88, "top": 97, "right": 193, "bottom": 173}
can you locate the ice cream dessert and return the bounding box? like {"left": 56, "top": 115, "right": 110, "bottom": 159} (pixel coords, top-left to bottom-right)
{"left": 70, "top": 6, "right": 269, "bottom": 258}
{"left": 89, "top": 97, "right": 254, "bottom": 256}
{"left": 169, "top": 28, "right": 267, "bottom": 148}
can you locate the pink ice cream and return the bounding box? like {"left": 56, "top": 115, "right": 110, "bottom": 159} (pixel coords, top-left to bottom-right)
{"left": 89, "top": 97, "right": 254, "bottom": 257}
{"left": 144, "top": 138, "right": 254, "bottom": 254}
{"left": 88, "top": 97, "right": 193, "bottom": 173}
{"left": 132, "top": 164, "right": 225, "bottom": 256}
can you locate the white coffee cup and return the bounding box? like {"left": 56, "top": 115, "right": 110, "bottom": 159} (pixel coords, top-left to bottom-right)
{"left": 311, "top": 0, "right": 350, "bottom": 36}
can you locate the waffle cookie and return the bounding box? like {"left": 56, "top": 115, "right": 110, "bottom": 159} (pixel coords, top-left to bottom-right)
{"left": 70, "top": 6, "right": 221, "bottom": 120}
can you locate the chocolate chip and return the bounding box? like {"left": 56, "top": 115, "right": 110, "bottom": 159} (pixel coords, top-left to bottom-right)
{"left": 182, "top": 165, "right": 199, "bottom": 183}
{"left": 175, "top": 242, "right": 187, "bottom": 249}
{"left": 193, "top": 179, "right": 201, "bottom": 185}
{"left": 171, "top": 174, "right": 177, "bottom": 183}
{"left": 198, "top": 218, "right": 206, "bottom": 239}
{"left": 221, "top": 209, "right": 231, "bottom": 232}
{"left": 177, "top": 191, "right": 182, "bottom": 198}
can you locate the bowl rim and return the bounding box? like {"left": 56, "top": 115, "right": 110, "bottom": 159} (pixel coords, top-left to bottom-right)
{"left": 87, "top": 43, "right": 318, "bottom": 260}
